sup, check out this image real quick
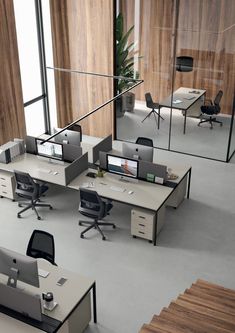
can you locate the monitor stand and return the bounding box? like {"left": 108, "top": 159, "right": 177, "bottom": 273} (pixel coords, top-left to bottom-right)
{"left": 119, "top": 176, "right": 139, "bottom": 184}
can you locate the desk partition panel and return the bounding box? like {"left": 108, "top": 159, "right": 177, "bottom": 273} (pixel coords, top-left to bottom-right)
{"left": 92, "top": 134, "right": 112, "bottom": 164}
{"left": 64, "top": 152, "right": 88, "bottom": 185}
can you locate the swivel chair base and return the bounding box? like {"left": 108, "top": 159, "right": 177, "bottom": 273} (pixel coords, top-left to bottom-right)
{"left": 198, "top": 116, "right": 223, "bottom": 129}
{"left": 142, "top": 109, "right": 164, "bottom": 129}
{"left": 17, "top": 199, "right": 53, "bottom": 220}
{"left": 79, "top": 219, "right": 116, "bottom": 241}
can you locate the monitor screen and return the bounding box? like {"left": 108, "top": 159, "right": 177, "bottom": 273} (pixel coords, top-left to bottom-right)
{"left": 107, "top": 154, "right": 138, "bottom": 179}
{"left": 53, "top": 128, "right": 81, "bottom": 146}
{"left": 36, "top": 138, "right": 63, "bottom": 161}
{"left": 122, "top": 142, "right": 153, "bottom": 162}
{"left": 0, "top": 247, "right": 39, "bottom": 288}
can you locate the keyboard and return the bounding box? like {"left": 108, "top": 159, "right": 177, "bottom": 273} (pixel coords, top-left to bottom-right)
{"left": 110, "top": 186, "right": 125, "bottom": 193}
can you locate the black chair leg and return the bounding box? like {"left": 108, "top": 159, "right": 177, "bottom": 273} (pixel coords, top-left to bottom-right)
{"left": 80, "top": 222, "right": 97, "bottom": 238}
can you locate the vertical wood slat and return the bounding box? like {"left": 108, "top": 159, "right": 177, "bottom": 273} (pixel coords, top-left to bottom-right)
{"left": 0, "top": 0, "right": 25, "bottom": 145}
{"left": 50, "top": 0, "right": 114, "bottom": 137}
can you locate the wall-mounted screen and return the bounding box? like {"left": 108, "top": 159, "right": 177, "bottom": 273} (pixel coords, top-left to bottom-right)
{"left": 107, "top": 154, "right": 138, "bottom": 179}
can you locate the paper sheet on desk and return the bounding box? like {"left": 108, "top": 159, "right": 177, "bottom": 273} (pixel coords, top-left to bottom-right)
{"left": 173, "top": 99, "right": 182, "bottom": 104}
{"left": 81, "top": 182, "right": 95, "bottom": 188}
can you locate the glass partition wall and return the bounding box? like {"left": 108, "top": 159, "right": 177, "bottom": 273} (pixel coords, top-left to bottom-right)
{"left": 115, "top": 0, "right": 235, "bottom": 162}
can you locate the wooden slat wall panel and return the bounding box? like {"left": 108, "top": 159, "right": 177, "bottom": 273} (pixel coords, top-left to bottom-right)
{"left": 50, "top": 0, "right": 114, "bottom": 137}
{"left": 121, "top": 0, "right": 235, "bottom": 114}
{"left": 0, "top": 0, "right": 25, "bottom": 145}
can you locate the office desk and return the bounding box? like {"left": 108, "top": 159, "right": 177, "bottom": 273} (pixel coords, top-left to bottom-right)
{"left": 0, "top": 259, "right": 96, "bottom": 333}
{"left": 159, "top": 87, "right": 206, "bottom": 134}
{"left": 0, "top": 153, "right": 69, "bottom": 186}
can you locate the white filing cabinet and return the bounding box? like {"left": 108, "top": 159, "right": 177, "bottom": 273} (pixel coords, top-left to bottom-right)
{"left": 131, "top": 206, "right": 165, "bottom": 242}
{"left": 0, "top": 170, "right": 16, "bottom": 200}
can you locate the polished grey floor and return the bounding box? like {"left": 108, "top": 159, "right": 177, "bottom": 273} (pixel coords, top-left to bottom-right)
{"left": 0, "top": 149, "right": 235, "bottom": 332}
{"left": 116, "top": 101, "right": 234, "bottom": 161}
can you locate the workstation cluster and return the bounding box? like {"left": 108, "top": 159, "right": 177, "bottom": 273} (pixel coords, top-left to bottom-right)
{"left": 0, "top": 131, "right": 191, "bottom": 332}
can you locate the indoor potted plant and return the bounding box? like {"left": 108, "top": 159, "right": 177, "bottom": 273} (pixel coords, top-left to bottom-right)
{"left": 116, "top": 13, "right": 141, "bottom": 117}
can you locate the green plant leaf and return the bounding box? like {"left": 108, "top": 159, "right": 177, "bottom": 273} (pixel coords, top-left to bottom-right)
{"left": 116, "top": 13, "right": 123, "bottom": 42}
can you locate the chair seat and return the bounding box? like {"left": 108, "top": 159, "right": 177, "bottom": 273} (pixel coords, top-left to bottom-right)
{"left": 201, "top": 105, "right": 219, "bottom": 115}
{"left": 151, "top": 102, "right": 159, "bottom": 109}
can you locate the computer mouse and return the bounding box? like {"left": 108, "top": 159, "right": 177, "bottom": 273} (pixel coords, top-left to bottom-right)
{"left": 128, "top": 190, "right": 133, "bottom": 194}
{"left": 53, "top": 171, "right": 58, "bottom": 175}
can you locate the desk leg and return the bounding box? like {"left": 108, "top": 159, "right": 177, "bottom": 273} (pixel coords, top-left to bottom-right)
{"left": 153, "top": 217, "right": 157, "bottom": 246}
{"left": 92, "top": 282, "right": 97, "bottom": 323}
{"left": 183, "top": 111, "right": 187, "bottom": 134}
{"left": 187, "top": 167, "right": 192, "bottom": 199}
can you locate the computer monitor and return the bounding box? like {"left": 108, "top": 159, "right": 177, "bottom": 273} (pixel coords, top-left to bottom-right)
{"left": 53, "top": 127, "right": 81, "bottom": 146}
{"left": 35, "top": 138, "right": 64, "bottom": 161}
{"left": 122, "top": 142, "right": 153, "bottom": 162}
{"left": 0, "top": 247, "right": 39, "bottom": 288}
{"left": 107, "top": 154, "right": 139, "bottom": 179}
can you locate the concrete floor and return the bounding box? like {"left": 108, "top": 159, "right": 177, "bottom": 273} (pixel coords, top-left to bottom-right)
{"left": 0, "top": 149, "right": 235, "bottom": 332}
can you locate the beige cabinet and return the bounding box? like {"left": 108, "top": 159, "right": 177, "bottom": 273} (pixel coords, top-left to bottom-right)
{"left": 131, "top": 206, "right": 165, "bottom": 242}
{"left": 0, "top": 170, "right": 16, "bottom": 200}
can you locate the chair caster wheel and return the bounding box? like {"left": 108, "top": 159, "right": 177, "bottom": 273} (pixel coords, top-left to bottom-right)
{"left": 80, "top": 234, "right": 84, "bottom": 239}
{"left": 49, "top": 206, "right": 53, "bottom": 210}
{"left": 102, "top": 236, "right": 106, "bottom": 241}
{"left": 18, "top": 204, "right": 22, "bottom": 207}
{"left": 78, "top": 222, "right": 82, "bottom": 226}
{"left": 113, "top": 225, "right": 116, "bottom": 229}
{"left": 17, "top": 214, "right": 21, "bottom": 218}
{"left": 133, "top": 235, "right": 136, "bottom": 238}
{"left": 220, "top": 123, "right": 223, "bottom": 127}
{"left": 37, "top": 216, "right": 41, "bottom": 220}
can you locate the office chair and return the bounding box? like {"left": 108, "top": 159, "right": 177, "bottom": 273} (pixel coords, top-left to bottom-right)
{"left": 142, "top": 93, "right": 164, "bottom": 129}
{"left": 14, "top": 170, "right": 52, "bottom": 220}
{"left": 198, "top": 90, "right": 223, "bottom": 129}
{"left": 26, "top": 229, "right": 56, "bottom": 265}
{"left": 136, "top": 137, "right": 154, "bottom": 147}
{"left": 68, "top": 123, "right": 82, "bottom": 141}
{"left": 78, "top": 188, "right": 115, "bottom": 241}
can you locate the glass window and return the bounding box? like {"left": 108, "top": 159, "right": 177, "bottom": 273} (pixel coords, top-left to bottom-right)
{"left": 24, "top": 100, "right": 45, "bottom": 136}
{"left": 14, "top": 0, "right": 42, "bottom": 102}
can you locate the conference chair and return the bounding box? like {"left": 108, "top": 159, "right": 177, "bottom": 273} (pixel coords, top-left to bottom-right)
{"left": 136, "top": 137, "right": 154, "bottom": 147}
{"left": 14, "top": 170, "right": 52, "bottom": 220}
{"left": 26, "top": 229, "right": 56, "bottom": 265}
{"left": 68, "top": 123, "right": 82, "bottom": 141}
{"left": 78, "top": 188, "right": 115, "bottom": 241}
{"left": 198, "top": 90, "right": 223, "bottom": 129}
{"left": 142, "top": 92, "right": 164, "bottom": 129}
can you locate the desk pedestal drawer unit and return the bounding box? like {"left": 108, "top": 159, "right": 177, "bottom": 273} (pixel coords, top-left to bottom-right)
{"left": 131, "top": 207, "right": 165, "bottom": 242}
{"left": 167, "top": 176, "right": 187, "bottom": 208}
{"left": 0, "top": 170, "right": 16, "bottom": 200}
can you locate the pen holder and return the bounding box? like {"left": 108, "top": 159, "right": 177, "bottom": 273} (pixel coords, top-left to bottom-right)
{"left": 42, "top": 292, "right": 57, "bottom": 311}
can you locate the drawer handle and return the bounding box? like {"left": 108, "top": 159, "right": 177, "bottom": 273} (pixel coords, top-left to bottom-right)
{"left": 0, "top": 177, "right": 6, "bottom": 180}
{"left": 2, "top": 191, "right": 7, "bottom": 194}
{"left": 138, "top": 223, "right": 145, "bottom": 227}
{"left": 138, "top": 216, "right": 146, "bottom": 219}
{"left": 138, "top": 231, "right": 145, "bottom": 234}
{"left": 1, "top": 185, "right": 6, "bottom": 187}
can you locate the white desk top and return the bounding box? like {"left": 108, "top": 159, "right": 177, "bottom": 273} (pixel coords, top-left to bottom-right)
{"left": 0, "top": 259, "right": 95, "bottom": 331}
{"left": 159, "top": 87, "right": 206, "bottom": 110}
{"left": 0, "top": 154, "right": 69, "bottom": 186}
{"left": 68, "top": 168, "right": 173, "bottom": 211}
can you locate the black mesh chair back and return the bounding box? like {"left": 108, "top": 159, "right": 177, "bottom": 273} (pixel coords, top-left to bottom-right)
{"left": 136, "top": 137, "right": 154, "bottom": 147}
{"left": 26, "top": 230, "right": 56, "bottom": 265}
{"left": 145, "top": 93, "right": 154, "bottom": 108}
{"left": 79, "top": 189, "right": 104, "bottom": 219}
{"left": 14, "top": 171, "right": 39, "bottom": 200}
{"left": 214, "top": 90, "right": 223, "bottom": 111}
{"left": 78, "top": 188, "right": 115, "bottom": 240}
